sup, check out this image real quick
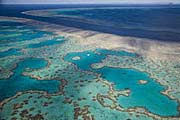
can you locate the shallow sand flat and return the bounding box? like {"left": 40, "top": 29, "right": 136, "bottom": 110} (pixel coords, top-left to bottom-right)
{"left": 0, "top": 16, "right": 180, "bottom": 120}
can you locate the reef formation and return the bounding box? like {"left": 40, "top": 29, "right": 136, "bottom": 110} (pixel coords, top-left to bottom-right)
{"left": 0, "top": 15, "right": 180, "bottom": 120}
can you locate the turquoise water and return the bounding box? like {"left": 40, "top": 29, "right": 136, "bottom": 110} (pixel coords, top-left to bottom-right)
{"left": 0, "top": 30, "right": 49, "bottom": 42}
{"left": 64, "top": 49, "right": 179, "bottom": 116}
{"left": 98, "top": 67, "right": 179, "bottom": 116}
{"left": 0, "top": 21, "right": 64, "bottom": 102}
{"left": 64, "top": 50, "right": 105, "bottom": 70}
{"left": 0, "top": 21, "right": 51, "bottom": 42}
{"left": 64, "top": 49, "right": 136, "bottom": 70}
{"left": 28, "top": 37, "right": 65, "bottom": 48}
{"left": 0, "top": 48, "right": 22, "bottom": 58}
{"left": 0, "top": 58, "right": 60, "bottom": 101}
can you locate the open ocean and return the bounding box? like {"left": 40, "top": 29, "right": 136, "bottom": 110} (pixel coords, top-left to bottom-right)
{"left": 0, "top": 4, "right": 180, "bottom": 42}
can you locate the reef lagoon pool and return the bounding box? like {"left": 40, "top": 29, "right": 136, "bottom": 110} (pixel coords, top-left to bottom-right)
{"left": 64, "top": 50, "right": 179, "bottom": 116}
{"left": 0, "top": 58, "right": 61, "bottom": 101}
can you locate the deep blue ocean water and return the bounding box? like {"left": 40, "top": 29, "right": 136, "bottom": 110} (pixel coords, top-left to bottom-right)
{"left": 0, "top": 4, "right": 180, "bottom": 42}
{"left": 45, "top": 6, "right": 180, "bottom": 41}
{"left": 64, "top": 49, "right": 179, "bottom": 116}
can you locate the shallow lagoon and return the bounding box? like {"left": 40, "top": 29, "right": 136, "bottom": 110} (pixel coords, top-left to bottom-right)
{"left": 64, "top": 49, "right": 179, "bottom": 116}
{"left": 0, "top": 30, "right": 49, "bottom": 42}
{"left": 64, "top": 49, "right": 137, "bottom": 70}
{"left": 99, "top": 67, "right": 179, "bottom": 116}
{"left": 0, "top": 21, "right": 51, "bottom": 42}
{"left": 28, "top": 37, "right": 65, "bottom": 48}
{"left": 0, "top": 58, "right": 60, "bottom": 101}
{"left": 0, "top": 21, "right": 63, "bottom": 101}
{"left": 0, "top": 48, "right": 22, "bottom": 58}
